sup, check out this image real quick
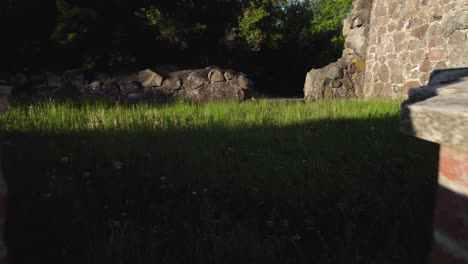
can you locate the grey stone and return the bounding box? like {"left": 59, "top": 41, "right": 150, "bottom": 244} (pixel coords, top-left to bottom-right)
{"left": 13, "top": 73, "right": 28, "bottom": 87}
{"left": 139, "top": 69, "right": 163, "bottom": 87}
{"left": 208, "top": 69, "right": 225, "bottom": 83}
{"left": 230, "top": 74, "right": 251, "bottom": 89}
{"left": 185, "top": 70, "right": 208, "bottom": 89}
{"left": 448, "top": 31, "right": 467, "bottom": 45}
{"left": 89, "top": 81, "right": 101, "bottom": 91}
{"left": 119, "top": 81, "right": 141, "bottom": 95}
{"left": 128, "top": 93, "right": 142, "bottom": 101}
{"left": 377, "top": 65, "right": 389, "bottom": 82}
{"left": 442, "top": 15, "right": 460, "bottom": 36}
{"left": 47, "top": 72, "right": 62, "bottom": 88}
{"left": 224, "top": 71, "right": 235, "bottom": 80}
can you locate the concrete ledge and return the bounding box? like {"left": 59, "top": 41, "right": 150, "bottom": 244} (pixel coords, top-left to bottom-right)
{"left": 400, "top": 71, "right": 468, "bottom": 151}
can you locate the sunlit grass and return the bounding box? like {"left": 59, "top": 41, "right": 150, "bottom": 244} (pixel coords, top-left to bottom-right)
{"left": 2, "top": 99, "right": 400, "bottom": 132}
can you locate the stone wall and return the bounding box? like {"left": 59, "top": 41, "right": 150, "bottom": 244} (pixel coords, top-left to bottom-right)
{"left": 7, "top": 66, "right": 255, "bottom": 103}
{"left": 305, "top": 0, "right": 468, "bottom": 100}
{"left": 364, "top": 0, "right": 468, "bottom": 98}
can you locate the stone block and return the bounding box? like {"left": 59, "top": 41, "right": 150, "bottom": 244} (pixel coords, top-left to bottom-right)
{"left": 428, "top": 49, "right": 446, "bottom": 61}
{"left": 428, "top": 36, "right": 445, "bottom": 48}
{"left": 403, "top": 80, "right": 422, "bottom": 95}
{"left": 411, "top": 25, "right": 429, "bottom": 40}
{"left": 448, "top": 31, "right": 467, "bottom": 45}
{"left": 420, "top": 60, "right": 434, "bottom": 73}
{"left": 410, "top": 49, "right": 426, "bottom": 64}
{"left": 378, "top": 65, "right": 390, "bottom": 82}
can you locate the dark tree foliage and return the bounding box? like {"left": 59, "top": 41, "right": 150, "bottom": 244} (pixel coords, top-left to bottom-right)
{"left": 0, "top": 0, "right": 352, "bottom": 96}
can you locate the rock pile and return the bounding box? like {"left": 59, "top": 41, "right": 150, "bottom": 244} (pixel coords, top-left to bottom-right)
{"left": 5, "top": 66, "right": 255, "bottom": 103}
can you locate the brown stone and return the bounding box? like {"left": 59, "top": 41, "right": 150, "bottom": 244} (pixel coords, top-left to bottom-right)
{"left": 428, "top": 36, "right": 445, "bottom": 48}
{"left": 419, "top": 60, "right": 434, "bottom": 73}
{"left": 378, "top": 26, "right": 387, "bottom": 35}
{"left": 428, "top": 49, "right": 446, "bottom": 61}
{"left": 411, "top": 25, "right": 429, "bottom": 40}
{"left": 383, "top": 83, "right": 393, "bottom": 98}
{"left": 403, "top": 80, "right": 422, "bottom": 95}
{"left": 388, "top": 59, "right": 400, "bottom": 72}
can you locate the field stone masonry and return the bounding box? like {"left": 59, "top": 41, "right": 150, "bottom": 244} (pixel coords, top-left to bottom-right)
{"left": 305, "top": 0, "right": 468, "bottom": 100}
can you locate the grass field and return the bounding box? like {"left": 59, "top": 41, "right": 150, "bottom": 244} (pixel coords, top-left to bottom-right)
{"left": 0, "top": 99, "right": 438, "bottom": 264}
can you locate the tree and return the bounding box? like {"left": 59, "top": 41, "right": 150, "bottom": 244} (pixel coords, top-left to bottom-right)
{"left": 308, "top": 0, "right": 353, "bottom": 47}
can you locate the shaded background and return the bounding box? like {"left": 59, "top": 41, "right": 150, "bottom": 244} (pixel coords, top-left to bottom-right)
{"left": 0, "top": 0, "right": 351, "bottom": 96}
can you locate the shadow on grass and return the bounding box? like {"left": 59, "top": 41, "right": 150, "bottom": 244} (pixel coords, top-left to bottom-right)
{"left": 2, "top": 115, "right": 438, "bottom": 264}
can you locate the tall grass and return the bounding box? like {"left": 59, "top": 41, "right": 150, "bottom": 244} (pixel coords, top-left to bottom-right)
{"left": 2, "top": 99, "right": 399, "bottom": 132}
{"left": 1, "top": 99, "right": 438, "bottom": 264}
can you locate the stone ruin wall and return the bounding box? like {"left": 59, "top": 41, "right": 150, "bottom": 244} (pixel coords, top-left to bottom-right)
{"left": 364, "top": 0, "right": 468, "bottom": 98}
{"left": 304, "top": 0, "right": 468, "bottom": 100}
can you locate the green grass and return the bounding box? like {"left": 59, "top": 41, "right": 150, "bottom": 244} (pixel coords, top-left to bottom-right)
{"left": 1, "top": 99, "right": 438, "bottom": 264}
